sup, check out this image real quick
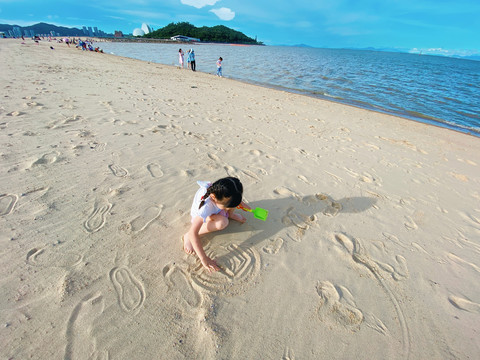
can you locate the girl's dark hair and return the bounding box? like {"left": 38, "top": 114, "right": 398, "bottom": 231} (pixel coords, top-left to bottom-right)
{"left": 199, "top": 177, "right": 243, "bottom": 209}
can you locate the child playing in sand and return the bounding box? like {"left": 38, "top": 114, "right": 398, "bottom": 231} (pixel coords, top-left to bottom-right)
{"left": 216, "top": 57, "right": 223, "bottom": 77}
{"left": 183, "top": 177, "right": 250, "bottom": 272}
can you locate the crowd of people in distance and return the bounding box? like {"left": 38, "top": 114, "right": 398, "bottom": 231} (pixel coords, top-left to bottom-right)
{"left": 75, "top": 39, "right": 103, "bottom": 53}
{"left": 18, "top": 35, "right": 103, "bottom": 53}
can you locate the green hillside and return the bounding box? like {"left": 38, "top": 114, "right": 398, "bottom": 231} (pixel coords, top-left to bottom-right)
{"left": 144, "top": 22, "right": 261, "bottom": 44}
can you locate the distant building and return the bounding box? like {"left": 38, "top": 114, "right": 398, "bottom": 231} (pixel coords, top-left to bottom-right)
{"left": 170, "top": 35, "right": 200, "bottom": 42}
{"left": 133, "top": 28, "right": 145, "bottom": 37}
{"left": 82, "top": 26, "right": 88, "bottom": 36}
{"left": 141, "top": 23, "right": 152, "bottom": 34}
{"left": 114, "top": 31, "right": 124, "bottom": 38}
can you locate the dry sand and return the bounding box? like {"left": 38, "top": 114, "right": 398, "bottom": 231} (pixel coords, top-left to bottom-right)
{"left": 1, "top": 39, "right": 479, "bottom": 359}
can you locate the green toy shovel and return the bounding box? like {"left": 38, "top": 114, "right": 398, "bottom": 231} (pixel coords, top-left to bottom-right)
{"left": 237, "top": 204, "right": 269, "bottom": 221}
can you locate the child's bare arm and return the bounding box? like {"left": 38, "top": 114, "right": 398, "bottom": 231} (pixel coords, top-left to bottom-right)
{"left": 188, "top": 217, "right": 219, "bottom": 272}
{"left": 238, "top": 201, "right": 251, "bottom": 210}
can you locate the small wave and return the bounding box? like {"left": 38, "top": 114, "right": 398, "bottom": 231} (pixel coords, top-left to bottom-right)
{"left": 443, "top": 96, "right": 463, "bottom": 104}
{"left": 454, "top": 110, "right": 480, "bottom": 120}
{"left": 404, "top": 110, "right": 443, "bottom": 122}
{"left": 321, "top": 92, "right": 343, "bottom": 100}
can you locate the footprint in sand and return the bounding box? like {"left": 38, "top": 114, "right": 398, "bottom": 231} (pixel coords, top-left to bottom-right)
{"left": 207, "top": 153, "right": 221, "bottom": 163}
{"left": 0, "top": 194, "right": 18, "bottom": 216}
{"left": 282, "top": 347, "right": 296, "bottom": 360}
{"left": 311, "top": 194, "right": 343, "bottom": 214}
{"left": 274, "top": 186, "right": 301, "bottom": 200}
{"left": 449, "top": 295, "right": 480, "bottom": 313}
{"left": 265, "top": 154, "right": 281, "bottom": 163}
{"left": 110, "top": 266, "right": 145, "bottom": 313}
{"left": 26, "top": 247, "right": 82, "bottom": 267}
{"left": 128, "top": 205, "right": 163, "bottom": 234}
{"left": 65, "top": 293, "right": 107, "bottom": 360}
{"left": 404, "top": 215, "right": 418, "bottom": 230}
{"left": 84, "top": 200, "right": 112, "bottom": 233}
{"left": 109, "top": 164, "right": 128, "bottom": 177}
{"left": 282, "top": 207, "right": 316, "bottom": 242}
{"left": 447, "top": 253, "right": 480, "bottom": 273}
{"left": 240, "top": 168, "right": 261, "bottom": 182}
{"left": 316, "top": 281, "right": 364, "bottom": 331}
{"left": 262, "top": 237, "right": 284, "bottom": 255}
{"left": 298, "top": 175, "right": 316, "bottom": 186}
{"left": 32, "top": 151, "right": 59, "bottom": 166}
{"left": 249, "top": 149, "right": 263, "bottom": 156}
{"left": 334, "top": 233, "right": 410, "bottom": 357}
{"left": 88, "top": 142, "right": 107, "bottom": 152}
{"left": 375, "top": 255, "right": 409, "bottom": 281}
{"left": 163, "top": 263, "right": 202, "bottom": 308}
{"left": 147, "top": 163, "right": 164, "bottom": 178}
{"left": 7, "top": 111, "right": 24, "bottom": 116}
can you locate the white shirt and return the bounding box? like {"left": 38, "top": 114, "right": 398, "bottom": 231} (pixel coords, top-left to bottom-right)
{"left": 190, "top": 181, "right": 222, "bottom": 222}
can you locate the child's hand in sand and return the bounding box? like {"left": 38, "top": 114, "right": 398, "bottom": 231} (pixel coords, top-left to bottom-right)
{"left": 202, "top": 257, "right": 220, "bottom": 272}
{"left": 229, "top": 212, "right": 247, "bottom": 223}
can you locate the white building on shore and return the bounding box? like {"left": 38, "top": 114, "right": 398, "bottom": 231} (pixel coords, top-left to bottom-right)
{"left": 170, "top": 35, "right": 200, "bottom": 42}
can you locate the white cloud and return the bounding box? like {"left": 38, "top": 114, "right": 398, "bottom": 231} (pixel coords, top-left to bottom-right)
{"left": 181, "top": 0, "right": 219, "bottom": 9}
{"left": 210, "top": 7, "right": 235, "bottom": 21}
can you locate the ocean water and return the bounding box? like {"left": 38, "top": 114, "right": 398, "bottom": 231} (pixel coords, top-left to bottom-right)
{"left": 99, "top": 42, "right": 480, "bottom": 136}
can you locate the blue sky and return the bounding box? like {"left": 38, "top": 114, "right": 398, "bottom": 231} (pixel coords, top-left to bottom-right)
{"left": 1, "top": 0, "right": 479, "bottom": 56}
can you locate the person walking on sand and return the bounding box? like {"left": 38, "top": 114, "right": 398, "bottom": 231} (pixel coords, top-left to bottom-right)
{"left": 182, "top": 177, "right": 251, "bottom": 272}
{"left": 189, "top": 49, "right": 196, "bottom": 71}
{"left": 178, "top": 48, "right": 184, "bottom": 69}
{"left": 216, "top": 57, "right": 223, "bottom": 77}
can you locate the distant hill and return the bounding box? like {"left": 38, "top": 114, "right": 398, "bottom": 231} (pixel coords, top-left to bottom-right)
{"left": 0, "top": 22, "right": 87, "bottom": 36}
{"left": 145, "top": 22, "right": 262, "bottom": 45}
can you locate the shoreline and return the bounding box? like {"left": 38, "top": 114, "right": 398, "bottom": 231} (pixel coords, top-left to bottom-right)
{"left": 94, "top": 39, "right": 480, "bottom": 138}
{"left": 1, "top": 39, "right": 480, "bottom": 359}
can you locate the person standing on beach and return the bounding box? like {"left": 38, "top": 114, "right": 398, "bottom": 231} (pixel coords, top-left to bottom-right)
{"left": 186, "top": 49, "right": 191, "bottom": 69}
{"left": 216, "top": 57, "right": 223, "bottom": 77}
{"left": 190, "top": 49, "right": 196, "bottom": 71}
{"left": 178, "top": 48, "right": 184, "bottom": 69}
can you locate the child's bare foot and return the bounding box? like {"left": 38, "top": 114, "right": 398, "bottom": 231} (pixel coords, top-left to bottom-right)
{"left": 182, "top": 234, "right": 195, "bottom": 254}
{"left": 229, "top": 212, "right": 246, "bottom": 223}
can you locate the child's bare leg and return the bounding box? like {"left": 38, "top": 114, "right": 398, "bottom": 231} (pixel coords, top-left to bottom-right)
{"left": 183, "top": 215, "right": 229, "bottom": 254}
{"left": 198, "top": 214, "right": 229, "bottom": 235}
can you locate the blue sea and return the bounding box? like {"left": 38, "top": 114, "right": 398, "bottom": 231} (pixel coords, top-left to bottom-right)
{"left": 99, "top": 42, "right": 480, "bottom": 136}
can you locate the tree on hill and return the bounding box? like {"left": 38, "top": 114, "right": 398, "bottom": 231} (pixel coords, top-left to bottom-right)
{"left": 144, "top": 22, "right": 261, "bottom": 44}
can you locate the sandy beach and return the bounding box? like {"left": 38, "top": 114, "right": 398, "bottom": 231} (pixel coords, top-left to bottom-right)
{"left": 1, "top": 39, "right": 480, "bottom": 359}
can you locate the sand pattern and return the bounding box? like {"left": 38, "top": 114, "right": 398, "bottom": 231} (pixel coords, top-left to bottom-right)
{"left": 1, "top": 40, "right": 479, "bottom": 360}
{"left": 190, "top": 244, "right": 261, "bottom": 296}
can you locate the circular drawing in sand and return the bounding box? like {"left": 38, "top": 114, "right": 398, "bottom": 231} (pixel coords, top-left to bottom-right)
{"left": 190, "top": 244, "right": 261, "bottom": 296}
